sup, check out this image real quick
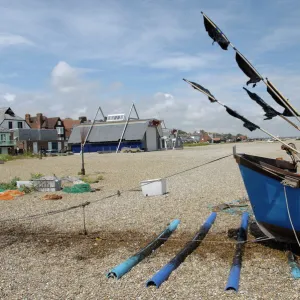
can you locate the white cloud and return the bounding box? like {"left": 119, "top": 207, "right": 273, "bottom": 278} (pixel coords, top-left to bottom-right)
{"left": 3, "top": 93, "right": 16, "bottom": 102}
{"left": 150, "top": 53, "right": 221, "bottom": 71}
{"left": 0, "top": 33, "right": 33, "bottom": 47}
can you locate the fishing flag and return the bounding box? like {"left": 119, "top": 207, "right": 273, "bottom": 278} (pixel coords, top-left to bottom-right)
{"left": 266, "top": 79, "right": 300, "bottom": 117}
{"left": 243, "top": 87, "right": 280, "bottom": 120}
{"left": 235, "top": 51, "right": 262, "bottom": 87}
{"left": 201, "top": 12, "right": 230, "bottom": 50}
{"left": 183, "top": 78, "right": 217, "bottom": 102}
{"left": 224, "top": 106, "right": 259, "bottom": 131}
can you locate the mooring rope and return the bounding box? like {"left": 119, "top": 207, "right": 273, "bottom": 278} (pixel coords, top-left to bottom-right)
{"left": 284, "top": 185, "right": 300, "bottom": 249}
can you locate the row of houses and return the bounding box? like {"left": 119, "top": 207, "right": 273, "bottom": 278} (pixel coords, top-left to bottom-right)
{"left": 0, "top": 107, "right": 182, "bottom": 155}
{"left": 0, "top": 107, "right": 84, "bottom": 154}
{"left": 181, "top": 130, "right": 248, "bottom": 144}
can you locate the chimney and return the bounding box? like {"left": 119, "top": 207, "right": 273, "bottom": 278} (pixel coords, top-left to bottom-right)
{"left": 36, "top": 113, "right": 43, "bottom": 129}
{"left": 25, "top": 114, "right": 31, "bottom": 124}
{"left": 79, "top": 116, "right": 87, "bottom": 123}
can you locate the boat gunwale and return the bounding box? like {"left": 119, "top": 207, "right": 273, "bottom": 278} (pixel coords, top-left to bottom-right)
{"left": 234, "top": 153, "right": 300, "bottom": 186}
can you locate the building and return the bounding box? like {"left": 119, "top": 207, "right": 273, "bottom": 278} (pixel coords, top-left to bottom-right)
{"left": 62, "top": 117, "right": 86, "bottom": 141}
{"left": 25, "top": 113, "right": 66, "bottom": 140}
{"left": 68, "top": 118, "right": 163, "bottom": 153}
{"left": 0, "top": 128, "right": 15, "bottom": 155}
{"left": 161, "top": 129, "right": 183, "bottom": 150}
{"left": 14, "top": 128, "right": 66, "bottom": 154}
{"left": 0, "top": 107, "right": 30, "bottom": 130}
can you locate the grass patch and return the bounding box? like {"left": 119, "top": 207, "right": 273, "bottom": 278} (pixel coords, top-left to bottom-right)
{"left": 0, "top": 177, "right": 20, "bottom": 191}
{"left": 0, "top": 152, "right": 39, "bottom": 162}
{"left": 81, "top": 174, "right": 104, "bottom": 184}
{"left": 184, "top": 143, "right": 210, "bottom": 147}
{"left": 30, "top": 173, "right": 44, "bottom": 180}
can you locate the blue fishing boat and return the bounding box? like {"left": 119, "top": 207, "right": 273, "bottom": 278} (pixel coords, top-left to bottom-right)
{"left": 234, "top": 146, "right": 300, "bottom": 243}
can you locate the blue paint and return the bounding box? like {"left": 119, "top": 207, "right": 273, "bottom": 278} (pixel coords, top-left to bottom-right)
{"left": 225, "top": 212, "right": 249, "bottom": 292}
{"left": 202, "top": 212, "right": 217, "bottom": 230}
{"left": 71, "top": 141, "right": 143, "bottom": 153}
{"left": 146, "top": 263, "right": 176, "bottom": 288}
{"left": 287, "top": 251, "right": 300, "bottom": 279}
{"left": 107, "top": 219, "right": 180, "bottom": 279}
{"left": 239, "top": 165, "right": 300, "bottom": 232}
{"left": 146, "top": 213, "right": 217, "bottom": 288}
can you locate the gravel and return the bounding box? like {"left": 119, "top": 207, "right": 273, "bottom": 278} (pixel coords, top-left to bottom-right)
{"left": 1, "top": 141, "right": 300, "bottom": 299}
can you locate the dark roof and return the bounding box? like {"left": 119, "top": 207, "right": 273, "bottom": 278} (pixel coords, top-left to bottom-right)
{"left": 14, "top": 129, "right": 58, "bottom": 141}
{"left": 47, "top": 117, "right": 59, "bottom": 129}
{"left": 27, "top": 115, "right": 59, "bottom": 129}
{"left": 68, "top": 120, "right": 151, "bottom": 144}
{"left": 0, "top": 107, "right": 24, "bottom": 124}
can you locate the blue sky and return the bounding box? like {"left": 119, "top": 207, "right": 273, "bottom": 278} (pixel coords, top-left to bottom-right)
{"left": 0, "top": 0, "right": 300, "bottom": 136}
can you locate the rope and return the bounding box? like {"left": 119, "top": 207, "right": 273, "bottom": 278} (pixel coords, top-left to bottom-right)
{"left": 0, "top": 153, "right": 232, "bottom": 223}
{"left": 284, "top": 185, "right": 300, "bottom": 248}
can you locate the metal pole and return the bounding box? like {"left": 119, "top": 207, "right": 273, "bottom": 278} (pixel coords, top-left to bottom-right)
{"left": 83, "top": 106, "right": 102, "bottom": 148}
{"left": 116, "top": 103, "right": 134, "bottom": 153}
{"left": 132, "top": 103, "right": 140, "bottom": 119}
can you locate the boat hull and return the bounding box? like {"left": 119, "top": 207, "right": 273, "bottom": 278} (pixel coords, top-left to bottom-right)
{"left": 237, "top": 159, "right": 300, "bottom": 243}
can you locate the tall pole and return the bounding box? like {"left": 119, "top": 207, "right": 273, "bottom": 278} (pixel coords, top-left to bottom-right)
{"left": 82, "top": 106, "right": 102, "bottom": 149}
{"left": 116, "top": 103, "right": 134, "bottom": 153}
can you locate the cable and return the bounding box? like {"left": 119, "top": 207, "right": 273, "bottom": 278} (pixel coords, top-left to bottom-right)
{"left": 0, "top": 153, "right": 232, "bottom": 223}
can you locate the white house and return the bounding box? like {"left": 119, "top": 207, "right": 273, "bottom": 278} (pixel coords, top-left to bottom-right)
{"left": 0, "top": 107, "right": 30, "bottom": 130}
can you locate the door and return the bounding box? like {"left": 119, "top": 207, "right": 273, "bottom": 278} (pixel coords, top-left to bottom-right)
{"left": 48, "top": 142, "right": 52, "bottom": 150}
{"left": 146, "top": 127, "right": 157, "bottom": 151}
{"left": 58, "top": 142, "right": 62, "bottom": 152}
{"left": 33, "top": 142, "right": 38, "bottom": 154}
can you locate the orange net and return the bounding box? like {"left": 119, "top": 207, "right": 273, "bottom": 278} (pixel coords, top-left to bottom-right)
{"left": 0, "top": 190, "right": 25, "bottom": 200}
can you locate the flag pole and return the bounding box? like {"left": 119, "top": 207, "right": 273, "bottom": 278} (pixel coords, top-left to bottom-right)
{"left": 279, "top": 115, "right": 300, "bottom": 131}
{"left": 201, "top": 11, "right": 300, "bottom": 124}
{"left": 183, "top": 79, "right": 300, "bottom": 155}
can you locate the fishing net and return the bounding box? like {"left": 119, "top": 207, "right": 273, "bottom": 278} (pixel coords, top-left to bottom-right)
{"left": 0, "top": 190, "right": 25, "bottom": 200}
{"left": 62, "top": 183, "right": 91, "bottom": 194}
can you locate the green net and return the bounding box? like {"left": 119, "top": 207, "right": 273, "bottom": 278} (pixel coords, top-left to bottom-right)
{"left": 0, "top": 188, "right": 5, "bottom": 193}
{"left": 63, "top": 183, "right": 91, "bottom": 193}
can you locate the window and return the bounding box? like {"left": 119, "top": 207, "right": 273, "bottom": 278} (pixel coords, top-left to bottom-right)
{"left": 0, "top": 134, "right": 6, "bottom": 141}
{"left": 8, "top": 122, "right": 13, "bottom": 129}
{"left": 56, "top": 127, "right": 64, "bottom": 135}
{"left": 18, "top": 122, "right": 23, "bottom": 129}
{"left": 57, "top": 120, "right": 61, "bottom": 125}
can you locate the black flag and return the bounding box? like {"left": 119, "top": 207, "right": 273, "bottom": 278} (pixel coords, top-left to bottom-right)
{"left": 224, "top": 106, "right": 259, "bottom": 132}
{"left": 243, "top": 87, "right": 280, "bottom": 120}
{"left": 266, "top": 79, "right": 300, "bottom": 117}
{"left": 235, "top": 51, "right": 261, "bottom": 87}
{"left": 183, "top": 78, "right": 217, "bottom": 103}
{"left": 202, "top": 12, "right": 230, "bottom": 50}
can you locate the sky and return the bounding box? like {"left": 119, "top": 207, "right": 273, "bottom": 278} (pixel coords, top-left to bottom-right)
{"left": 0, "top": 0, "right": 300, "bottom": 137}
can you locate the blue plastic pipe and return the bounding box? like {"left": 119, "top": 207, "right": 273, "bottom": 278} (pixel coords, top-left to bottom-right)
{"left": 225, "top": 212, "right": 249, "bottom": 292}
{"left": 106, "top": 219, "right": 180, "bottom": 279}
{"left": 287, "top": 251, "right": 300, "bottom": 279}
{"left": 146, "top": 212, "right": 217, "bottom": 288}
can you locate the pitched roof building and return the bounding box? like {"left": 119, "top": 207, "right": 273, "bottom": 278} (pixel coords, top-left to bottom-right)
{"left": 25, "top": 113, "right": 65, "bottom": 140}
{"left": 68, "top": 118, "right": 163, "bottom": 153}
{"left": 0, "top": 107, "right": 30, "bottom": 130}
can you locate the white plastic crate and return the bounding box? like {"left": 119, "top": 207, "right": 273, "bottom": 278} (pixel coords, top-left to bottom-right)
{"left": 140, "top": 178, "right": 167, "bottom": 197}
